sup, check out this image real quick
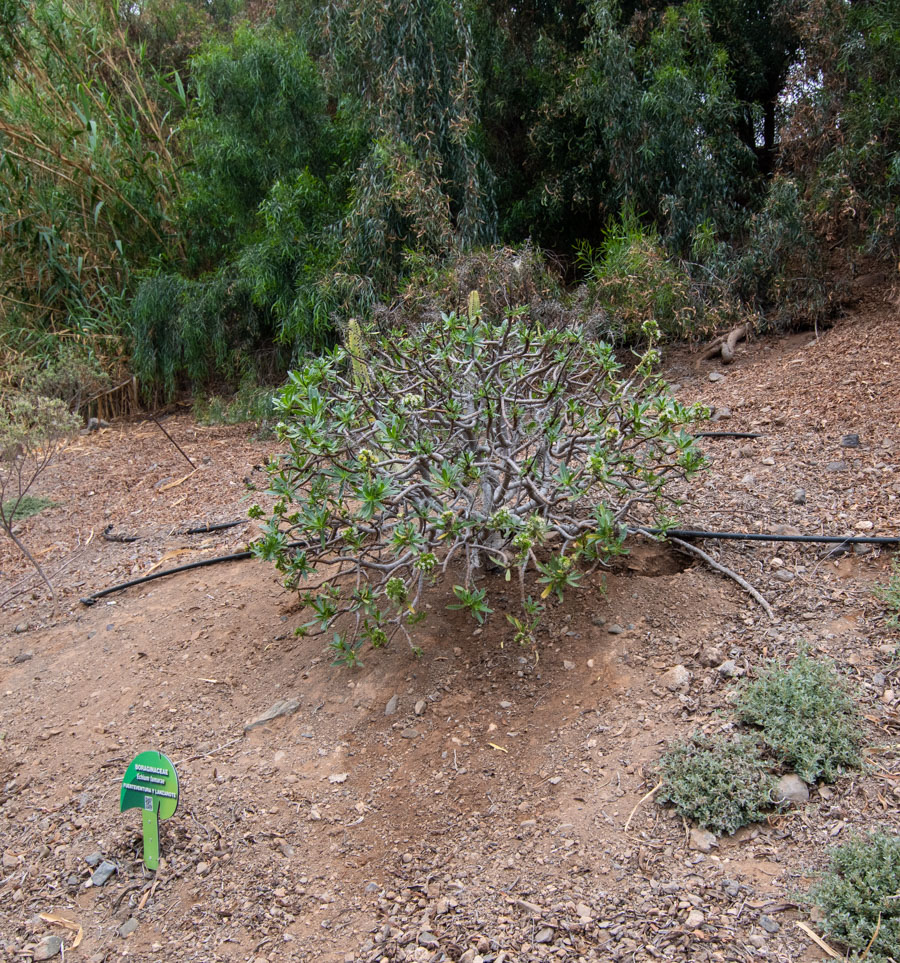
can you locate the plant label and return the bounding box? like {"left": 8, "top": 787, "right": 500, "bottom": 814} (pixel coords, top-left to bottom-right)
{"left": 120, "top": 751, "right": 179, "bottom": 870}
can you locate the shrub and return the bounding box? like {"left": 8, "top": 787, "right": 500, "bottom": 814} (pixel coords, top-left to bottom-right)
{"left": 253, "top": 297, "right": 707, "bottom": 663}
{"left": 397, "top": 244, "right": 564, "bottom": 328}
{"left": 875, "top": 556, "right": 900, "bottom": 631}
{"left": 658, "top": 733, "right": 776, "bottom": 835}
{"left": 808, "top": 832, "right": 900, "bottom": 963}
{"left": 576, "top": 210, "right": 702, "bottom": 344}
{"left": 735, "top": 648, "right": 863, "bottom": 783}
{"left": 1, "top": 392, "right": 79, "bottom": 601}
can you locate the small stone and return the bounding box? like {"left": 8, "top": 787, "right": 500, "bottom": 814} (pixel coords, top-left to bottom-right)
{"left": 874, "top": 673, "right": 886, "bottom": 687}
{"left": 2, "top": 852, "right": 18, "bottom": 870}
{"left": 793, "top": 488, "right": 806, "bottom": 505}
{"left": 699, "top": 646, "right": 723, "bottom": 667}
{"left": 716, "top": 659, "right": 742, "bottom": 678}
{"left": 329, "top": 772, "right": 348, "bottom": 783}
{"left": 11, "top": 652, "right": 33, "bottom": 664}
{"left": 499, "top": 700, "right": 512, "bottom": 709}
{"left": 591, "top": 616, "right": 606, "bottom": 627}
{"left": 661, "top": 665, "right": 692, "bottom": 690}
{"left": 773, "top": 569, "right": 795, "bottom": 583}
{"left": 14, "top": 623, "right": 28, "bottom": 634}
{"left": 741, "top": 473, "right": 756, "bottom": 485}
{"left": 708, "top": 371, "right": 725, "bottom": 383}
{"left": 841, "top": 434, "right": 860, "bottom": 448}
{"left": 401, "top": 852, "right": 413, "bottom": 864}
{"left": 877, "top": 644, "right": 897, "bottom": 656}
{"left": 774, "top": 774, "right": 809, "bottom": 806}
{"left": 818, "top": 786, "right": 834, "bottom": 800}
{"left": 118, "top": 918, "right": 139, "bottom": 938}
{"left": 385, "top": 695, "right": 399, "bottom": 716}
{"left": 535, "top": 926, "right": 555, "bottom": 944}
{"left": 761, "top": 457, "right": 775, "bottom": 466}
{"left": 854, "top": 543, "right": 873, "bottom": 556}
{"left": 414, "top": 700, "right": 426, "bottom": 716}
{"left": 277, "top": 841, "right": 294, "bottom": 857}
{"left": 308, "top": 807, "right": 322, "bottom": 821}
{"left": 684, "top": 909, "right": 705, "bottom": 929}
{"left": 772, "top": 523, "right": 801, "bottom": 536}
{"left": 758, "top": 915, "right": 780, "bottom": 934}
{"left": 562, "top": 660, "right": 576, "bottom": 671}
{"left": 365, "top": 882, "right": 380, "bottom": 892}
{"left": 90, "top": 859, "right": 117, "bottom": 886}
{"left": 855, "top": 520, "right": 874, "bottom": 531}
{"left": 607, "top": 624, "right": 624, "bottom": 635}
{"left": 243, "top": 698, "right": 300, "bottom": 731}
{"left": 711, "top": 406, "right": 732, "bottom": 421}
{"left": 85, "top": 852, "right": 103, "bottom": 867}
{"left": 689, "top": 828, "right": 718, "bottom": 853}
{"left": 401, "top": 727, "right": 418, "bottom": 739}
{"left": 575, "top": 902, "right": 592, "bottom": 920}
{"left": 418, "top": 932, "right": 439, "bottom": 948}
{"left": 196, "top": 861, "right": 211, "bottom": 876}
{"left": 459, "top": 951, "right": 477, "bottom": 963}
{"left": 32, "top": 935, "right": 62, "bottom": 960}
{"left": 826, "top": 460, "right": 847, "bottom": 472}
{"left": 748, "top": 934, "right": 767, "bottom": 948}
{"left": 883, "top": 688, "right": 896, "bottom": 704}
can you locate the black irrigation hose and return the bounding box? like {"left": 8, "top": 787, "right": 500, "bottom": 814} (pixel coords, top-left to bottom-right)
{"left": 693, "top": 431, "right": 763, "bottom": 439}
{"left": 79, "top": 526, "right": 900, "bottom": 608}
{"left": 184, "top": 519, "right": 246, "bottom": 535}
{"left": 80, "top": 550, "right": 253, "bottom": 605}
{"left": 646, "top": 528, "right": 900, "bottom": 545}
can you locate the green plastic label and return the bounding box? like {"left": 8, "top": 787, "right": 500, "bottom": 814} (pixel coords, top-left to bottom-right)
{"left": 120, "top": 751, "right": 179, "bottom": 870}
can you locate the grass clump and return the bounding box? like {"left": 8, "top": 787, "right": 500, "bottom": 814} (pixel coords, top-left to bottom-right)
{"left": 808, "top": 832, "right": 900, "bottom": 963}
{"left": 874, "top": 556, "right": 900, "bottom": 631}
{"left": 735, "top": 648, "right": 863, "bottom": 784}
{"left": 1, "top": 495, "right": 56, "bottom": 521}
{"left": 658, "top": 733, "right": 776, "bottom": 835}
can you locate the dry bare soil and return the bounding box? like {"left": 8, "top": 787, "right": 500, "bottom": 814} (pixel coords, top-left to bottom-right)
{"left": 1, "top": 293, "right": 899, "bottom": 963}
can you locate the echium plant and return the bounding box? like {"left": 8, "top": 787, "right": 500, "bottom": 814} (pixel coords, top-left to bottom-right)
{"left": 252, "top": 297, "right": 708, "bottom": 663}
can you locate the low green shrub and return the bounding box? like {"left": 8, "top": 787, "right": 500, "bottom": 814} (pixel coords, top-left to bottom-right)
{"left": 875, "top": 556, "right": 900, "bottom": 631}
{"left": 808, "top": 832, "right": 900, "bottom": 963}
{"left": 1, "top": 392, "right": 79, "bottom": 600}
{"left": 397, "top": 244, "right": 564, "bottom": 326}
{"left": 253, "top": 297, "right": 707, "bottom": 663}
{"left": 735, "top": 648, "right": 863, "bottom": 783}
{"left": 194, "top": 378, "right": 276, "bottom": 429}
{"left": 658, "top": 733, "right": 776, "bottom": 835}
{"left": 1, "top": 494, "right": 57, "bottom": 521}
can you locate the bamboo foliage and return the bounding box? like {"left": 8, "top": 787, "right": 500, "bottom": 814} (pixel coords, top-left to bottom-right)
{"left": 0, "top": 0, "right": 180, "bottom": 374}
{"left": 323, "top": 0, "right": 497, "bottom": 290}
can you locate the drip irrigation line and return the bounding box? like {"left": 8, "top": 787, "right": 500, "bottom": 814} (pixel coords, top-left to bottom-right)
{"left": 645, "top": 528, "right": 900, "bottom": 545}
{"left": 78, "top": 525, "right": 899, "bottom": 609}
{"left": 79, "top": 541, "right": 308, "bottom": 607}
{"left": 693, "top": 431, "right": 763, "bottom": 439}
{"left": 184, "top": 519, "right": 246, "bottom": 535}
{"left": 80, "top": 550, "right": 252, "bottom": 605}
{"left": 150, "top": 414, "right": 196, "bottom": 469}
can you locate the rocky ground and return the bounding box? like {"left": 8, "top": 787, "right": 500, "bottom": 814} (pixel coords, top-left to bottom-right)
{"left": 1, "top": 289, "right": 898, "bottom": 963}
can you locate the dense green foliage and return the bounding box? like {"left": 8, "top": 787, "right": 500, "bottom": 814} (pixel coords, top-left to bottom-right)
{"left": 875, "top": 556, "right": 900, "bottom": 632}
{"left": 735, "top": 648, "right": 863, "bottom": 783}
{"left": 658, "top": 734, "right": 775, "bottom": 835}
{"left": 252, "top": 299, "right": 707, "bottom": 662}
{"left": 2, "top": 0, "right": 899, "bottom": 394}
{"left": 808, "top": 832, "right": 900, "bottom": 963}
{"left": 0, "top": 390, "right": 79, "bottom": 598}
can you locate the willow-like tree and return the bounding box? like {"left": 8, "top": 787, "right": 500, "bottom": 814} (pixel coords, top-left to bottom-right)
{"left": 322, "top": 0, "right": 497, "bottom": 300}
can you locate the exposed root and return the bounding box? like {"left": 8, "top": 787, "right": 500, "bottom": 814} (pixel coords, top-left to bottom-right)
{"left": 701, "top": 322, "right": 749, "bottom": 364}
{"left": 646, "top": 530, "right": 775, "bottom": 621}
